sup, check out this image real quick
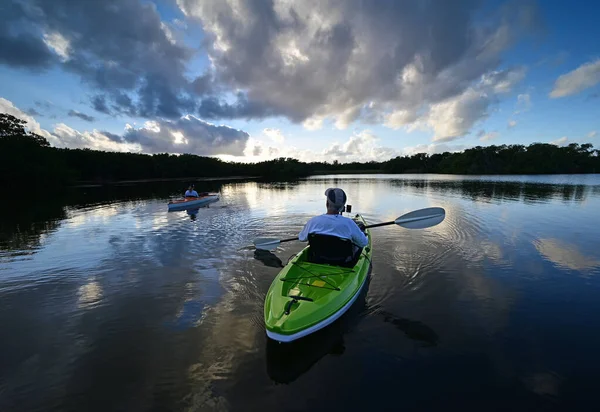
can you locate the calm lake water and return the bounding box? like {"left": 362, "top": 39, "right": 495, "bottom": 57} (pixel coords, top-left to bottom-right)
{"left": 1, "top": 174, "right": 600, "bottom": 411}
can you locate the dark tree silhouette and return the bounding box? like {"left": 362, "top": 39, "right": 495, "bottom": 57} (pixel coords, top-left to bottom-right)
{"left": 1, "top": 112, "right": 599, "bottom": 190}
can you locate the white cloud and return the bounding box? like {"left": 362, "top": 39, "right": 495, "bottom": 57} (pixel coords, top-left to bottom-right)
{"left": 53, "top": 124, "right": 141, "bottom": 152}
{"left": 551, "top": 136, "right": 569, "bottom": 146}
{"left": 263, "top": 128, "right": 284, "bottom": 143}
{"left": 508, "top": 120, "right": 517, "bottom": 128}
{"left": 427, "top": 88, "right": 490, "bottom": 142}
{"left": 384, "top": 109, "right": 419, "bottom": 129}
{"left": 550, "top": 59, "right": 600, "bottom": 98}
{"left": 43, "top": 32, "right": 71, "bottom": 61}
{"left": 514, "top": 93, "right": 532, "bottom": 114}
{"left": 321, "top": 130, "right": 398, "bottom": 162}
{"left": 227, "top": 130, "right": 399, "bottom": 163}
{"left": 414, "top": 66, "right": 526, "bottom": 142}
{"left": 480, "top": 131, "right": 499, "bottom": 142}
{"left": 0, "top": 97, "right": 58, "bottom": 145}
{"left": 588, "top": 130, "right": 597, "bottom": 138}
{"left": 482, "top": 67, "right": 527, "bottom": 94}
{"left": 402, "top": 143, "right": 469, "bottom": 156}
{"left": 302, "top": 115, "right": 325, "bottom": 131}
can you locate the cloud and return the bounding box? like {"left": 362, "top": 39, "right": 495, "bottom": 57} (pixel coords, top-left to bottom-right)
{"left": 26, "top": 108, "right": 42, "bottom": 117}
{"left": 551, "top": 136, "right": 569, "bottom": 146}
{"left": 401, "top": 143, "right": 469, "bottom": 156}
{"left": 514, "top": 93, "right": 532, "bottom": 114}
{"left": 321, "top": 130, "right": 398, "bottom": 162}
{"left": 508, "top": 120, "right": 517, "bottom": 128}
{"left": 480, "top": 131, "right": 500, "bottom": 142}
{"left": 1, "top": 97, "right": 249, "bottom": 156}
{"left": 427, "top": 88, "right": 491, "bottom": 142}
{"left": 0, "top": 97, "right": 57, "bottom": 144}
{"left": 231, "top": 130, "right": 398, "bottom": 163}
{"left": 263, "top": 128, "right": 284, "bottom": 143}
{"left": 550, "top": 59, "right": 600, "bottom": 98}
{"left": 414, "top": 66, "right": 525, "bottom": 142}
{"left": 0, "top": 1, "right": 56, "bottom": 69}
{"left": 179, "top": 0, "right": 537, "bottom": 131}
{"left": 1, "top": 0, "right": 538, "bottom": 133}
{"left": 43, "top": 32, "right": 70, "bottom": 61}
{"left": 35, "top": 100, "right": 53, "bottom": 110}
{"left": 122, "top": 115, "right": 249, "bottom": 156}
{"left": 68, "top": 110, "right": 95, "bottom": 122}
{"left": 53, "top": 123, "right": 140, "bottom": 152}
{"left": 384, "top": 109, "right": 419, "bottom": 129}
{"left": 1, "top": 0, "right": 197, "bottom": 119}
{"left": 588, "top": 131, "right": 597, "bottom": 138}
{"left": 92, "top": 96, "right": 111, "bottom": 114}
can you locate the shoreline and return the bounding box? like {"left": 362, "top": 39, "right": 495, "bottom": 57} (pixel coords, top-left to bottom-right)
{"left": 72, "top": 175, "right": 261, "bottom": 188}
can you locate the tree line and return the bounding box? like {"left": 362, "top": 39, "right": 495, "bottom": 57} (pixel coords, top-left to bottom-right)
{"left": 1, "top": 112, "right": 599, "bottom": 190}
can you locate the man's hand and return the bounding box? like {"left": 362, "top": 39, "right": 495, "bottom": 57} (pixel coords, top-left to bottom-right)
{"left": 355, "top": 221, "right": 366, "bottom": 231}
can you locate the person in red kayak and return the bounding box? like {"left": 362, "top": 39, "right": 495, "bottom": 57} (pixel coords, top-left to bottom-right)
{"left": 185, "top": 184, "right": 199, "bottom": 198}
{"left": 299, "top": 188, "right": 368, "bottom": 265}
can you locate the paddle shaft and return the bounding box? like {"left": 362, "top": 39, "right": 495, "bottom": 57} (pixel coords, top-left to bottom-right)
{"left": 276, "top": 220, "right": 395, "bottom": 244}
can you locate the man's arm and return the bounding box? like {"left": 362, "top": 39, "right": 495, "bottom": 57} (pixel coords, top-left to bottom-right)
{"left": 298, "top": 219, "right": 313, "bottom": 242}
{"left": 350, "top": 221, "right": 369, "bottom": 247}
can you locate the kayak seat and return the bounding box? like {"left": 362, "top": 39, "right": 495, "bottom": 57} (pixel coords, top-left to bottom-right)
{"left": 307, "top": 234, "right": 358, "bottom": 267}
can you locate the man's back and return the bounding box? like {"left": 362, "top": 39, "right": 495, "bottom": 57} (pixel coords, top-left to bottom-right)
{"left": 299, "top": 214, "right": 368, "bottom": 248}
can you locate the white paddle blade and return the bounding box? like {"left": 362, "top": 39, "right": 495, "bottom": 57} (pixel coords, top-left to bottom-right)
{"left": 254, "top": 238, "right": 281, "bottom": 250}
{"left": 395, "top": 207, "right": 446, "bottom": 229}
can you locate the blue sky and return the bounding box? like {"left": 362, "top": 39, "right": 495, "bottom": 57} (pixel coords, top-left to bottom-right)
{"left": 0, "top": 0, "right": 599, "bottom": 162}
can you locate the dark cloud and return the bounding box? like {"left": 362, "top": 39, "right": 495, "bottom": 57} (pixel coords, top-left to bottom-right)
{"left": 197, "top": 94, "right": 275, "bottom": 120}
{"left": 180, "top": 0, "right": 538, "bottom": 131}
{"left": 0, "top": 32, "right": 55, "bottom": 69}
{"left": 191, "top": 72, "right": 216, "bottom": 96}
{"left": 92, "top": 95, "right": 111, "bottom": 114}
{"left": 112, "top": 92, "right": 137, "bottom": 117}
{"left": 0, "top": 2, "right": 56, "bottom": 69}
{"left": 26, "top": 108, "right": 42, "bottom": 116}
{"left": 68, "top": 110, "right": 95, "bottom": 122}
{"left": 35, "top": 100, "right": 53, "bottom": 110}
{"left": 122, "top": 115, "right": 249, "bottom": 156}
{"left": 1, "top": 0, "right": 540, "bottom": 141}
{"left": 2, "top": 0, "right": 195, "bottom": 119}
{"left": 101, "top": 131, "right": 125, "bottom": 143}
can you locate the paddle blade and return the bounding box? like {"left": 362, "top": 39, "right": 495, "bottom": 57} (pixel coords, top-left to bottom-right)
{"left": 395, "top": 207, "right": 445, "bottom": 229}
{"left": 254, "top": 238, "right": 281, "bottom": 250}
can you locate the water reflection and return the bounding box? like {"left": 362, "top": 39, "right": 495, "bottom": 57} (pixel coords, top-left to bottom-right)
{"left": 187, "top": 208, "right": 200, "bottom": 220}
{"left": 265, "top": 277, "right": 370, "bottom": 384}
{"left": 388, "top": 179, "right": 593, "bottom": 204}
{"left": 534, "top": 238, "right": 600, "bottom": 271}
{"left": 380, "top": 311, "right": 439, "bottom": 347}
{"left": 1, "top": 174, "right": 600, "bottom": 410}
{"left": 253, "top": 250, "right": 283, "bottom": 268}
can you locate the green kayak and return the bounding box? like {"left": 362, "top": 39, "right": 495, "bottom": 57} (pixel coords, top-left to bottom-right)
{"left": 264, "top": 214, "right": 372, "bottom": 342}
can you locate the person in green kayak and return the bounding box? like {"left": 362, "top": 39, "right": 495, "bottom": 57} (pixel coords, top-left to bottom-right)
{"left": 185, "top": 184, "right": 199, "bottom": 198}
{"left": 299, "top": 188, "right": 368, "bottom": 265}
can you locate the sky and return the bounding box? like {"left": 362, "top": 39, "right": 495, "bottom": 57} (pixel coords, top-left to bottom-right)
{"left": 0, "top": 0, "right": 599, "bottom": 163}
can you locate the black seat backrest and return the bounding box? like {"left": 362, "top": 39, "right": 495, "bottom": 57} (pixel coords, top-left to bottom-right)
{"left": 307, "top": 233, "right": 354, "bottom": 266}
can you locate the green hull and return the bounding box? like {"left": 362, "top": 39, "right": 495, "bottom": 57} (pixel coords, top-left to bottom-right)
{"left": 264, "top": 214, "right": 372, "bottom": 342}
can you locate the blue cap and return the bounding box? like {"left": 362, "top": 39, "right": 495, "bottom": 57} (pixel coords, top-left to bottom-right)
{"left": 325, "top": 188, "right": 347, "bottom": 212}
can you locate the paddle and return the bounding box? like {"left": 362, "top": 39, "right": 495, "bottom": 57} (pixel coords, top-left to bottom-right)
{"left": 253, "top": 207, "right": 445, "bottom": 251}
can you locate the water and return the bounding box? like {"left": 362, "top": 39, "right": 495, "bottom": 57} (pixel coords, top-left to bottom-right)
{"left": 1, "top": 174, "right": 600, "bottom": 411}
